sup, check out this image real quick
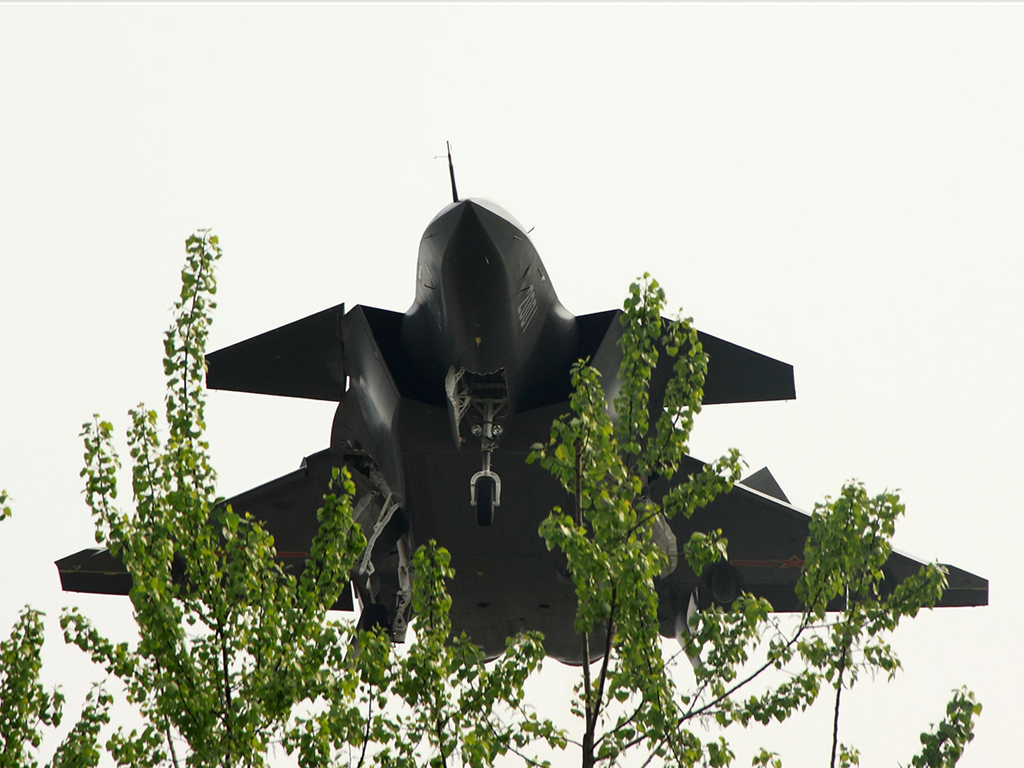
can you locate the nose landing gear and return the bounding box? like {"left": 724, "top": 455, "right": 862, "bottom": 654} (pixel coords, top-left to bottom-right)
{"left": 471, "top": 470, "right": 501, "bottom": 526}
{"left": 446, "top": 366, "right": 508, "bottom": 526}
{"left": 470, "top": 412, "right": 503, "bottom": 526}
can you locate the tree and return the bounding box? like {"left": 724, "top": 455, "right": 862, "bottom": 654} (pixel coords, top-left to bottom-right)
{"left": 62, "top": 231, "right": 365, "bottom": 767}
{"left": 5, "top": 237, "right": 978, "bottom": 767}
{"left": 0, "top": 494, "right": 111, "bottom": 768}
{"left": 286, "top": 540, "right": 564, "bottom": 768}
{"left": 59, "top": 232, "right": 561, "bottom": 768}
{"left": 527, "top": 276, "right": 981, "bottom": 767}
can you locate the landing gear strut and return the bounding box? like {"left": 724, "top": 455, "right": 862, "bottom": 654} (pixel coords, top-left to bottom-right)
{"left": 446, "top": 366, "right": 508, "bottom": 526}
{"left": 469, "top": 402, "right": 503, "bottom": 526}
{"left": 471, "top": 469, "right": 500, "bottom": 526}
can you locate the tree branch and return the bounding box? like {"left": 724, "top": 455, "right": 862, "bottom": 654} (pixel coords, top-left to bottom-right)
{"left": 356, "top": 693, "right": 372, "bottom": 768}
{"left": 164, "top": 717, "right": 181, "bottom": 768}
{"left": 217, "top": 617, "right": 234, "bottom": 767}
{"left": 593, "top": 588, "right": 617, "bottom": 734}
{"left": 830, "top": 640, "right": 847, "bottom": 768}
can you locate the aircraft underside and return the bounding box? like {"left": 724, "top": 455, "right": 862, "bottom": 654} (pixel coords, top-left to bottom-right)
{"left": 56, "top": 197, "right": 988, "bottom": 665}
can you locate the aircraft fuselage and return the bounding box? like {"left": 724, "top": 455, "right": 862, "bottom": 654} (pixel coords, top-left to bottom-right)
{"left": 56, "top": 195, "right": 988, "bottom": 665}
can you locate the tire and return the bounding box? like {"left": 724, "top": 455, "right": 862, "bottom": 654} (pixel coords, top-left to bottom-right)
{"left": 476, "top": 476, "right": 496, "bottom": 527}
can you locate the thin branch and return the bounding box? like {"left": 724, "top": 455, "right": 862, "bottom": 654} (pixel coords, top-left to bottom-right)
{"left": 164, "top": 718, "right": 181, "bottom": 768}
{"left": 830, "top": 641, "right": 847, "bottom": 768}
{"left": 830, "top": 588, "right": 863, "bottom": 768}
{"left": 435, "top": 715, "right": 449, "bottom": 768}
{"left": 672, "top": 612, "right": 814, "bottom": 728}
{"left": 217, "top": 617, "right": 234, "bottom": 766}
{"left": 581, "top": 629, "right": 594, "bottom": 761}
{"left": 678, "top": 577, "right": 840, "bottom": 726}
{"left": 575, "top": 438, "right": 596, "bottom": 768}
{"left": 626, "top": 508, "right": 660, "bottom": 538}
{"left": 179, "top": 240, "right": 206, "bottom": 411}
{"left": 592, "top": 588, "right": 617, "bottom": 736}
{"left": 484, "top": 712, "right": 556, "bottom": 768}
{"left": 356, "top": 693, "right": 372, "bottom": 768}
{"left": 637, "top": 744, "right": 661, "bottom": 768}
{"left": 596, "top": 700, "right": 642, "bottom": 750}
{"left": 154, "top": 656, "right": 203, "bottom": 744}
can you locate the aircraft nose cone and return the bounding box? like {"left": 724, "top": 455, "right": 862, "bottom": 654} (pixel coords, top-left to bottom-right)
{"left": 426, "top": 197, "right": 529, "bottom": 238}
{"left": 409, "top": 197, "right": 540, "bottom": 377}
{"left": 431, "top": 201, "right": 526, "bottom": 373}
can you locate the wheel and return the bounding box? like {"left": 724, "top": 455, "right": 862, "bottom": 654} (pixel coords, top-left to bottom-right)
{"left": 476, "top": 475, "right": 496, "bottom": 527}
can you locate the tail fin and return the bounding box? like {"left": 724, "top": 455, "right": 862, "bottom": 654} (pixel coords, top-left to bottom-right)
{"left": 741, "top": 467, "right": 790, "bottom": 503}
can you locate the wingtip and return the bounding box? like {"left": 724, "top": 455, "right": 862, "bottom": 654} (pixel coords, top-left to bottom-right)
{"left": 937, "top": 563, "right": 989, "bottom": 607}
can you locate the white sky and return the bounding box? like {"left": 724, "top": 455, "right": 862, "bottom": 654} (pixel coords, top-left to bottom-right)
{"left": 1, "top": 4, "right": 1020, "bottom": 765}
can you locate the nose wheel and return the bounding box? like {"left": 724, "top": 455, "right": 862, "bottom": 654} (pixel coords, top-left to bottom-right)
{"left": 471, "top": 471, "right": 500, "bottom": 526}
{"left": 447, "top": 366, "right": 508, "bottom": 526}
{"left": 468, "top": 394, "right": 504, "bottom": 526}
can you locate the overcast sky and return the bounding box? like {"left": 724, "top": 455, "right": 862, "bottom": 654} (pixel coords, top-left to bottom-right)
{"left": 1, "top": 4, "right": 1020, "bottom": 765}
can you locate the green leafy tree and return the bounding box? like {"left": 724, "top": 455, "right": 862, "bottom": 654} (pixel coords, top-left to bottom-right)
{"left": 908, "top": 688, "right": 981, "bottom": 768}
{"left": 0, "top": 497, "right": 111, "bottom": 768}
{"left": 2, "top": 607, "right": 65, "bottom": 767}
{"left": 59, "top": 232, "right": 560, "bottom": 768}
{"left": 11, "top": 232, "right": 977, "bottom": 766}
{"left": 286, "top": 541, "right": 564, "bottom": 768}
{"left": 529, "top": 276, "right": 980, "bottom": 767}
{"left": 60, "top": 232, "right": 370, "bottom": 767}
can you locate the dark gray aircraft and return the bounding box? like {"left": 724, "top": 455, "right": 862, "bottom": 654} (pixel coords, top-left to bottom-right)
{"left": 57, "top": 194, "right": 988, "bottom": 663}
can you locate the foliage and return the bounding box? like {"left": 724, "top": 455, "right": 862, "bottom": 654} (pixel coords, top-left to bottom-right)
{"left": 59, "top": 231, "right": 367, "bottom": 767}
{"left": 3, "top": 237, "right": 980, "bottom": 766}
{"left": 529, "top": 275, "right": 979, "bottom": 767}
{"left": 58, "top": 231, "right": 559, "bottom": 768}
{"left": 1, "top": 607, "right": 65, "bottom": 767}
{"left": 286, "top": 542, "right": 564, "bottom": 768}
{"left": 908, "top": 688, "right": 981, "bottom": 768}
{"left": 0, "top": 503, "right": 111, "bottom": 768}
{"left": 529, "top": 275, "right": 741, "bottom": 767}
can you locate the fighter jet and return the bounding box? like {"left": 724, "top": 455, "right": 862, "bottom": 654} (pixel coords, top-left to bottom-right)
{"left": 57, "top": 192, "right": 988, "bottom": 664}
